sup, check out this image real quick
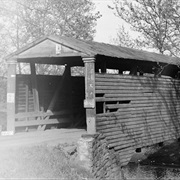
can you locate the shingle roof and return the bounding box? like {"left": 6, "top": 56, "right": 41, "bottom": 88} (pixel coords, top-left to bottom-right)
{"left": 6, "top": 35, "right": 180, "bottom": 66}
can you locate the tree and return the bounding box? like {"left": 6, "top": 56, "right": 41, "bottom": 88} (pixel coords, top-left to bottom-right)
{"left": 112, "top": 25, "right": 144, "bottom": 50}
{"left": 18, "top": 0, "right": 100, "bottom": 41}
{"left": 0, "top": 0, "right": 100, "bottom": 49}
{"left": 110, "top": 0, "right": 180, "bottom": 56}
{"left": 0, "top": 0, "right": 100, "bottom": 75}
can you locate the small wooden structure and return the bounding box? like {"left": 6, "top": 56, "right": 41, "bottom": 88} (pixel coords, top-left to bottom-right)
{"left": 6, "top": 35, "right": 180, "bottom": 165}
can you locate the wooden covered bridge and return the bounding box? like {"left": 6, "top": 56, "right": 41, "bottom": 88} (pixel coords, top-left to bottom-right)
{"left": 6, "top": 35, "right": 180, "bottom": 168}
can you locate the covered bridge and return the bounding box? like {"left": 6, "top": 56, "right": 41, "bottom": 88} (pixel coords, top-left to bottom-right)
{"left": 6, "top": 35, "right": 180, "bottom": 167}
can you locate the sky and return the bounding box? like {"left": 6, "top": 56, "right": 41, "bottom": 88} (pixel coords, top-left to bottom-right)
{"left": 92, "top": 0, "right": 123, "bottom": 44}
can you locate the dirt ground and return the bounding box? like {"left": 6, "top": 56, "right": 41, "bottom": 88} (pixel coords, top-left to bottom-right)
{"left": 124, "top": 141, "right": 180, "bottom": 180}
{"left": 1, "top": 127, "right": 180, "bottom": 179}
{"left": 0, "top": 128, "right": 86, "bottom": 150}
{"left": 140, "top": 140, "right": 180, "bottom": 167}
{"left": 0, "top": 128, "right": 92, "bottom": 179}
{"left": 1, "top": 128, "right": 180, "bottom": 167}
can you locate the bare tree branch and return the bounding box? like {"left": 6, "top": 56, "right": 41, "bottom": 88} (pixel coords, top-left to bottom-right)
{"left": 111, "top": 0, "right": 180, "bottom": 56}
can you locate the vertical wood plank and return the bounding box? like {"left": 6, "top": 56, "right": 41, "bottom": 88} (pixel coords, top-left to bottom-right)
{"left": 101, "top": 60, "right": 106, "bottom": 113}
{"left": 25, "top": 84, "right": 29, "bottom": 114}
{"left": 30, "top": 62, "right": 39, "bottom": 112}
{"left": 66, "top": 66, "right": 73, "bottom": 125}
{"left": 83, "top": 57, "right": 96, "bottom": 134}
{"left": 101, "top": 60, "right": 106, "bottom": 73}
{"left": 7, "top": 59, "right": 17, "bottom": 133}
{"left": 130, "top": 66, "right": 137, "bottom": 75}
{"left": 25, "top": 84, "right": 29, "bottom": 132}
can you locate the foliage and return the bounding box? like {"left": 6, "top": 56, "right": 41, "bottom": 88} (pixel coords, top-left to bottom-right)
{"left": 0, "top": 0, "right": 100, "bottom": 49}
{"left": 18, "top": 0, "right": 100, "bottom": 42}
{"left": 111, "top": 0, "right": 180, "bottom": 56}
{"left": 0, "top": 0, "right": 101, "bottom": 75}
{"left": 0, "top": 76, "right": 6, "bottom": 102}
{"left": 112, "top": 25, "right": 145, "bottom": 50}
{"left": 35, "top": 64, "right": 65, "bottom": 75}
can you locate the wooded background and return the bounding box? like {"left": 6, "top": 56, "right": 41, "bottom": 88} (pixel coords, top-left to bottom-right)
{"left": 0, "top": 0, "right": 100, "bottom": 102}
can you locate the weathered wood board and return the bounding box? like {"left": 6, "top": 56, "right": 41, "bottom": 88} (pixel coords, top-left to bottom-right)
{"left": 95, "top": 73, "right": 180, "bottom": 166}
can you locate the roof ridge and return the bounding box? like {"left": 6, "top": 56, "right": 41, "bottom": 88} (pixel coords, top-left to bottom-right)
{"left": 5, "top": 35, "right": 180, "bottom": 66}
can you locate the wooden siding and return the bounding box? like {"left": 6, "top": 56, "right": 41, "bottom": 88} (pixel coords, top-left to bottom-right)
{"left": 16, "top": 76, "right": 34, "bottom": 113}
{"left": 95, "top": 73, "right": 180, "bottom": 166}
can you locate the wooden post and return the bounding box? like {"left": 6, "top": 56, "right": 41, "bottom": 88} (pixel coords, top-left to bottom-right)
{"left": 65, "top": 66, "right": 73, "bottom": 125}
{"left": 7, "top": 58, "right": 17, "bottom": 134}
{"left": 130, "top": 66, "right": 137, "bottom": 75}
{"left": 83, "top": 57, "right": 96, "bottom": 134}
{"left": 30, "top": 62, "right": 39, "bottom": 112}
{"left": 101, "top": 60, "right": 106, "bottom": 74}
{"left": 101, "top": 61, "right": 106, "bottom": 113}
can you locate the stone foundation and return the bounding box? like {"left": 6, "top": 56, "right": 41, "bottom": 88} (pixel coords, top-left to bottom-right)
{"left": 78, "top": 133, "right": 125, "bottom": 180}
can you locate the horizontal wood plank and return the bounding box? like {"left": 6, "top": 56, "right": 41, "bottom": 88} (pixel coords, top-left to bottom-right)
{"left": 15, "top": 110, "right": 71, "bottom": 119}
{"left": 15, "top": 118, "right": 71, "bottom": 127}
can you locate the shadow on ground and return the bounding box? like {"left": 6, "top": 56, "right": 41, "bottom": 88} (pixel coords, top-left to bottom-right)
{"left": 141, "top": 141, "right": 180, "bottom": 167}
{"left": 123, "top": 141, "right": 180, "bottom": 179}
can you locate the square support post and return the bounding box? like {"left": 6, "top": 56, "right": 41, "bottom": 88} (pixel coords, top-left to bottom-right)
{"left": 83, "top": 57, "right": 96, "bottom": 134}
{"left": 30, "top": 62, "right": 40, "bottom": 112}
{"left": 7, "top": 58, "right": 17, "bottom": 134}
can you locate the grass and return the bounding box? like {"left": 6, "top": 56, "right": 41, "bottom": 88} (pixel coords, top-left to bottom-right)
{"left": 121, "top": 142, "right": 180, "bottom": 180}
{"left": 0, "top": 144, "right": 93, "bottom": 179}
{"left": 123, "top": 162, "right": 180, "bottom": 180}
{"left": 1, "top": 142, "right": 180, "bottom": 180}
{"left": 123, "top": 164, "right": 156, "bottom": 180}
{"left": 1, "top": 143, "right": 180, "bottom": 180}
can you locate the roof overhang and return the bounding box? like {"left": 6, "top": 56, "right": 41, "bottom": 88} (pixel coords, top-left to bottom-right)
{"left": 6, "top": 35, "right": 95, "bottom": 62}
{"left": 6, "top": 35, "right": 180, "bottom": 67}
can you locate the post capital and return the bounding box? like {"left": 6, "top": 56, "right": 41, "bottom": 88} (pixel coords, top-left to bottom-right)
{"left": 82, "top": 56, "right": 95, "bottom": 63}
{"left": 7, "top": 58, "right": 17, "bottom": 65}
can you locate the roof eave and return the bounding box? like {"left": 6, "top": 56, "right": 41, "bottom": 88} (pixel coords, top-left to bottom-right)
{"left": 5, "top": 35, "right": 95, "bottom": 61}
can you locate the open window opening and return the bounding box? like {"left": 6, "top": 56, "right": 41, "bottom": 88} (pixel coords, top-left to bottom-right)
{"left": 71, "top": 66, "right": 84, "bottom": 76}
{"left": 35, "top": 64, "right": 65, "bottom": 75}
{"left": 16, "top": 63, "right": 31, "bottom": 74}
{"left": 96, "top": 100, "right": 131, "bottom": 114}
{"left": 106, "top": 69, "right": 119, "bottom": 74}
